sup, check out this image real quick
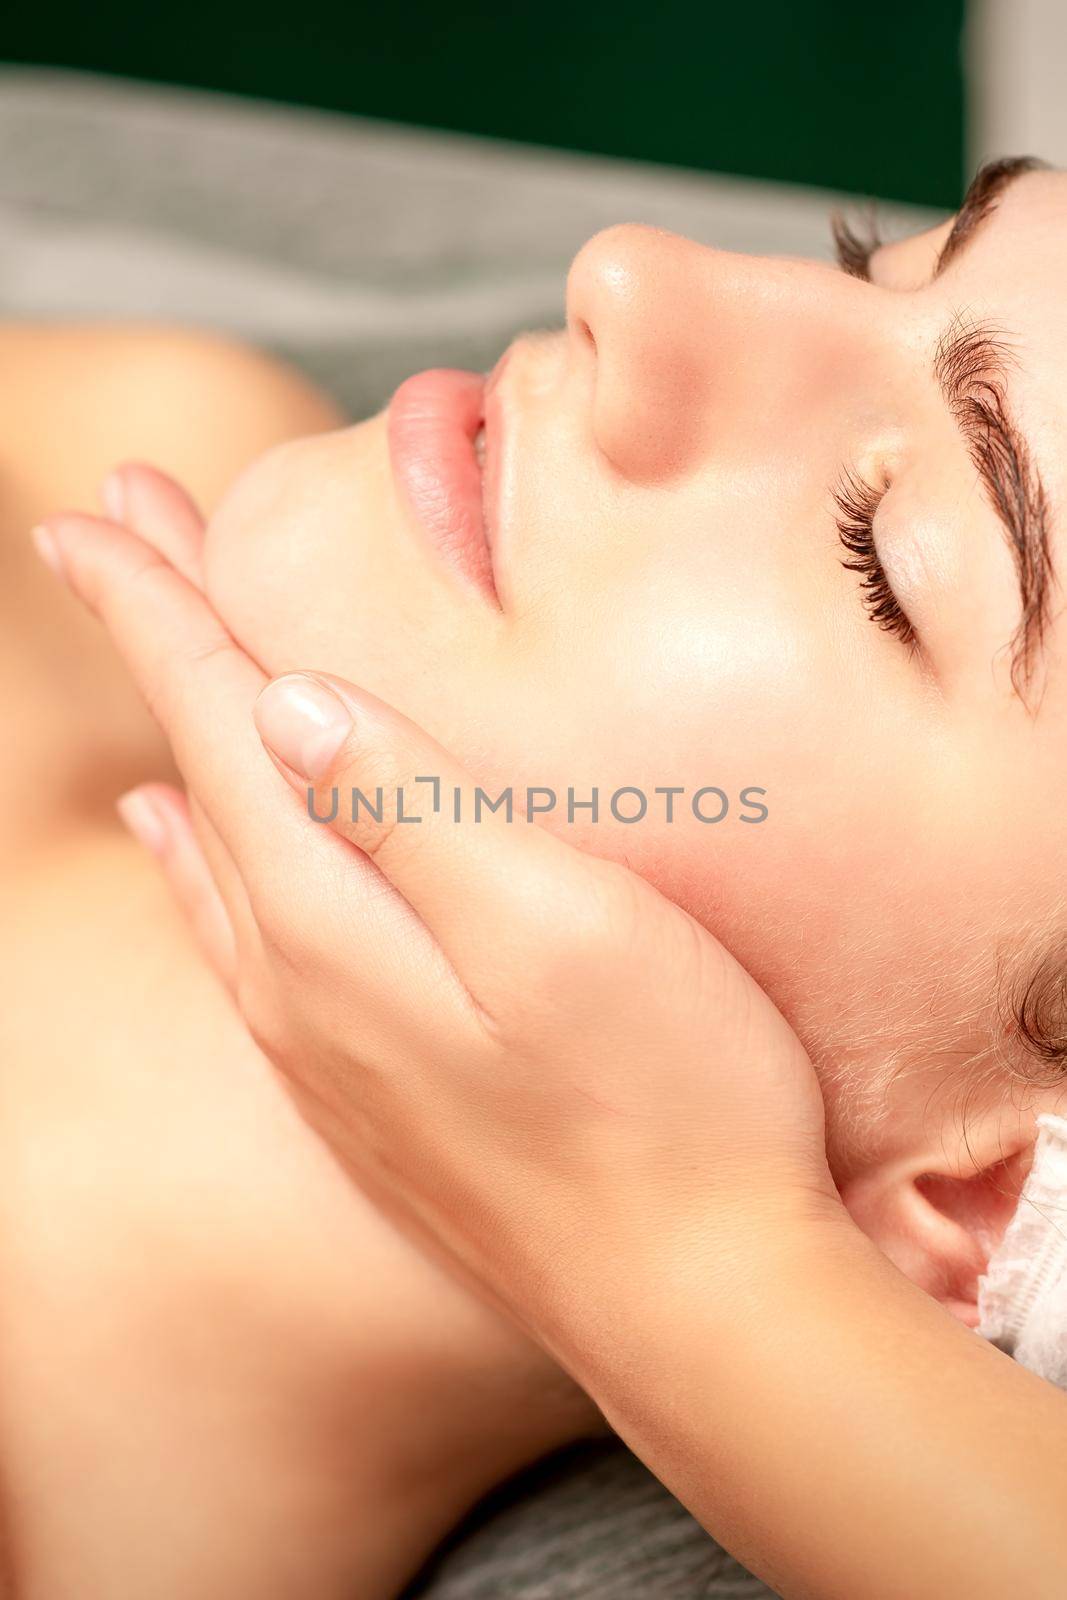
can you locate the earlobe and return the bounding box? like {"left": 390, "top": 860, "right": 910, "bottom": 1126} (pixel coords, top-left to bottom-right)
{"left": 840, "top": 1140, "right": 1035, "bottom": 1327}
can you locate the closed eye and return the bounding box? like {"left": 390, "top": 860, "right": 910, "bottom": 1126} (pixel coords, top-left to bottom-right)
{"left": 833, "top": 470, "right": 916, "bottom": 649}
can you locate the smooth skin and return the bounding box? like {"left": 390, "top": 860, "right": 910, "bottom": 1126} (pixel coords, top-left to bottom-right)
{"left": 0, "top": 330, "right": 596, "bottom": 1600}
{"left": 38, "top": 481, "right": 1067, "bottom": 1600}
{"left": 193, "top": 167, "right": 1067, "bottom": 1304}
{"left": 12, "top": 163, "right": 1067, "bottom": 1590}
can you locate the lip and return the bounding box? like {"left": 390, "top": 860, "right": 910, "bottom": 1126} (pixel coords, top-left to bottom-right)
{"left": 387, "top": 367, "right": 500, "bottom": 603}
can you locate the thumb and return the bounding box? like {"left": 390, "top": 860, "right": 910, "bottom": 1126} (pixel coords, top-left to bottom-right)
{"left": 252, "top": 671, "right": 598, "bottom": 982}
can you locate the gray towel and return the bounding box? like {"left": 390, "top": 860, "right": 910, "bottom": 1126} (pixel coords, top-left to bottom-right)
{"left": 407, "top": 1440, "right": 780, "bottom": 1600}
{"left": 0, "top": 67, "right": 935, "bottom": 424}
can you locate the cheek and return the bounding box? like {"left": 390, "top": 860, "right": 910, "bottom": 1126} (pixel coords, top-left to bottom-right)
{"left": 533, "top": 551, "right": 971, "bottom": 1066}
{"left": 519, "top": 474, "right": 832, "bottom": 816}
{"left": 202, "top": 432, "right": 957, "bottom": 1085}
{"left": 203, "top": 434, "right": 337, "bottom": 663}
{"left": 202, "top": 422, "right": 456, "bottom": 701}
{"left": 500, "top": 562, "right": 823, "bottom": 964}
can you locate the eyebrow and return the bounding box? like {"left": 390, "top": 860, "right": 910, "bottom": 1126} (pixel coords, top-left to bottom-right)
{"left": 934, "top": 316, "right": 1052, "bottom": 699}
{"left": 834, "top": 157, "right": 1055, "bottom": 702}
{"left": 933, "top": 155, "right": 1044, "bottom": 276}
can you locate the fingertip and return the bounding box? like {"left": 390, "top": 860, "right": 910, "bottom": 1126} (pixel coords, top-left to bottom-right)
{"left": 101, "top": 468, "right": 126, "bottom": 524}
{"left": 31, "top": 522, "right": 67, "bottom": 581}
{"left": 101, "top": 460, "right": 161, "bottom": 522}
{"left": 254, "top": 673, "right": 355, "bottom": 782}
{"left": 117, "top": 782, "right": 239, "bottom": 985}
{"left": 116, "top": 786, "right": 169, "bottom": 858}
{"left": 99, "top": 462, "right": 207, "bottom": 584}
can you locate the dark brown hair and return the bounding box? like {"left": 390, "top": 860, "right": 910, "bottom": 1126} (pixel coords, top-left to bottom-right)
{"left": 1010, "top": 938, "right": 1067, "bottom": 1084}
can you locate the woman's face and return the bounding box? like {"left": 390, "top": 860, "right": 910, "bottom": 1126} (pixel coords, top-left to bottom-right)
{"left": 204, "top": 163, "right": 1067, "bottom": 1293}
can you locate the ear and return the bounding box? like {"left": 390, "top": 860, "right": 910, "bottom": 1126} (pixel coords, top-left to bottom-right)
{"left": 839, "top": 1126, "right": 1036, "bottom": 1327}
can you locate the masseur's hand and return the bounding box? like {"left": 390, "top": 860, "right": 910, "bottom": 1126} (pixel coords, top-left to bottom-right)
{"left": 34, "top": 466, "right": 839, "bottom": 1340}
{"left": 37, "top": 469, "right": 1067, "bottom": 1600}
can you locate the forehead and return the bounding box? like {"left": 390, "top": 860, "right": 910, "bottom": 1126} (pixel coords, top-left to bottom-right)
{"left": 951, "top": 169, "right": 1067, "bottom": 371}
{"left": 874, "top": 169, "right": 1067, "bottom": 355}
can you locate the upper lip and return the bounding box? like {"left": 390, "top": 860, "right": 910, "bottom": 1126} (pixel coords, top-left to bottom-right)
{"left": 481, "top": 347, "right": 511, "bottom": 584}
{"left": 386, "top": 360, "right": 509, "bottom": 605}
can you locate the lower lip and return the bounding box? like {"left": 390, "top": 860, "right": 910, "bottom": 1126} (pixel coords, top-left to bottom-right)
{"left": 387, "top": 368, "right": 496, "bottom": 600}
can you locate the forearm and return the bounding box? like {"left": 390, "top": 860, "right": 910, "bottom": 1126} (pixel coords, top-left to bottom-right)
{"left": 44, "top": 470, "right": 1067, "bottom": 1596}
{"left": 547, "top": 1211, "right": 1067, "bottom": 1600}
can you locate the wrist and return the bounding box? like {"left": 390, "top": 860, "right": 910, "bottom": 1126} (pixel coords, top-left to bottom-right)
{"left": 532, "top": 1183, "right": 864, "bottom": 1395}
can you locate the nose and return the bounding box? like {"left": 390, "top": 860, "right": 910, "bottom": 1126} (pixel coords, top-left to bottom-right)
{"left": 565, "top": 223, "right": 873, "bottom": 482}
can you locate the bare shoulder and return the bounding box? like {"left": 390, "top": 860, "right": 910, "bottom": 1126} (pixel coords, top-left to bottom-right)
{"left": 0, "top": 322, "right": 345, "bottom": 846}
{"left": 0, "top": 321, "right": 346, "bottom": 518}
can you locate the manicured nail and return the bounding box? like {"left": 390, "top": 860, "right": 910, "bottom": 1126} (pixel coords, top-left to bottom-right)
{"left": 116, "top": 789, "right": 168, "bottom": 858}
{"left": 102, "top": 471, "right": 126, "bottom": 522}
{"left": 254, "top": 674, "right": 353, "bottom": 779}
{"left": 31, "top": 524, "right": 66, "bottom": 580}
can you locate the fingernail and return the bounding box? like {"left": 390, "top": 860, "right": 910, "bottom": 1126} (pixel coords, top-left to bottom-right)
{"left": 116, "top": 788, "right": 168, "bottom": 858}
{"left": 254, "top": 674, "right": 353, "bottom": 779}
{"left": 31, "top": 524, "right": 66, "bottom": 580}
{"left": 102, "top": 471, "right": 125, "bottom": 522}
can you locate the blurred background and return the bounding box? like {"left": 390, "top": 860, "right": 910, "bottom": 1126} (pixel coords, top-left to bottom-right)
{"left": 6, "top": 0, "right": 1063, "bottom": 206}
{"left": 2, "top": 0, "right": 974, "bottom": 206}
{"left": 0, "top": 0, "right": 1062, "bottom": 415}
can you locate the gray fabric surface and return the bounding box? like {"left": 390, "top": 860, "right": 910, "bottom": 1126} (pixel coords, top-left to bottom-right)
{"left": 0, "top": 70, "right": 922, "bottom": 1595}
{"left": 0, "top": 67, "right": 936, "bottom": 422}
{"left": 405, "top": 1441, "right": 779, "bottom": 1600}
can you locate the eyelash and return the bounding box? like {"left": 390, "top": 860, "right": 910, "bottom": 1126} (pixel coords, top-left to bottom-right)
{"left": 832, "top": 470, "right": 916, "bottom": 648}
{"left": 830, "top": 210, "right": 880, "bottom": 281}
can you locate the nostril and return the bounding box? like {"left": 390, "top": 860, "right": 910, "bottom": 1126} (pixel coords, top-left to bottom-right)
{"left": 575, "top": 316, "right": 596, "bottom": 354}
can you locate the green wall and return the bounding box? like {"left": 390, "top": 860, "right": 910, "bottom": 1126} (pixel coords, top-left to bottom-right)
{"left": 2, "top": 0, "right": 966, "bottom": 206}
